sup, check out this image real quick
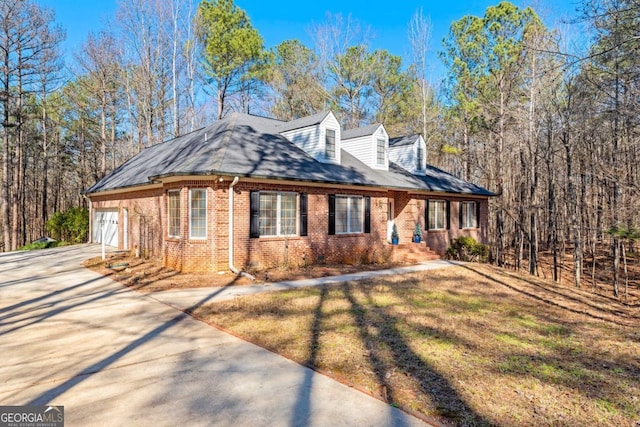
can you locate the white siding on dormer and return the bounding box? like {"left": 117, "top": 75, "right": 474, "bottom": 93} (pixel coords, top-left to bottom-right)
{"left": 342, "top": 124, "right": 389, "bottom": 171}
{"left": 281, "top": 124, "right": 321, "bottom": 157}
{"left": 388, "top": 135, "right": 427, "bottom": 175}
{"left": 279, "top": 112, "right": 341, "bottom": 164}
{"left": 389, "top": 144, "right": 412, "bottom": 171}
{"left": 342, "top": 134, "right": 372, "bottom": 166}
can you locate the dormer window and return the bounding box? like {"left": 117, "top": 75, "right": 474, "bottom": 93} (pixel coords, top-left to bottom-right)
{"left": 376, "top": 138, "right": 385, "bottom": 165}
{"left": 325, "top": 129, "right": 336, "bottom": 159}
{"left": 416, "top": 146, "right": 424, "bottom": 171}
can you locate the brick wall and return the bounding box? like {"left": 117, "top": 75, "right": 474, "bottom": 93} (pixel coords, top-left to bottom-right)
{"left": 90, "top": 180, "right": 491, "bottom": 273}
{"left": 163, "top": 181, "right": 218, "bottom": 273}
{"left": 415, "top": 196, "right": 489, "bottom": 254}
{"left": 91, "top": 188, "right": 164, "bottom": 257}
{"left": 223, "top": 182, "right": 391, "bottom": 271}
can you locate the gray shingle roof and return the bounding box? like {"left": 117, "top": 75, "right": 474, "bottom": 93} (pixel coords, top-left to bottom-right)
{"left": 342, "top": 123, "right": 381, "bottom": 140}
{"left": 85, "top": 112, "right": 494, "bottom": 197}
{"left": 276, "top": 111, "right": 330, "bottom": 132}
{"left": 389, "top": 135, "right": 420, "bottom": 147}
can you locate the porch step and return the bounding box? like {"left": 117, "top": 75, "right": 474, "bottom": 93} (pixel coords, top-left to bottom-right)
{"left": 389, "top": 243, "right": 440, "bottom": 264}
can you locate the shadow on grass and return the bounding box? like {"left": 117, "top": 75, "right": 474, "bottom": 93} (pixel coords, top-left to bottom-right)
{"left": 378, "top": 267, "right": 640, "bottom": 422}
{"left": 290, "top": 286, "right": 327, "bottom": 426}
{"left": 459, "top": 264, "right": 639, "bottom": 327}
{"left": 340, "top": 280, "right": 492, "bottom": 426}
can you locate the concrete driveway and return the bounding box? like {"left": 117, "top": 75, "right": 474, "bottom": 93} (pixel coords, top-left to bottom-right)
{"left": 0, "top": 245, "right": 429, "bottom": 426}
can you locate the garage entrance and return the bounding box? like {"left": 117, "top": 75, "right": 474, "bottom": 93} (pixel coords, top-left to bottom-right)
{"left": 93, "top": 209, "right": 119, "bottom": 247}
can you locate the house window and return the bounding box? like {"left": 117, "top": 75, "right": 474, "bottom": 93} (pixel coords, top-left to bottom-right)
{"left": 460, "top": 201, "right": 478, "bottom": 228}
{"left": 336, "top": 195, "right": 363, "bottom": 234}
{"left": 416, "top": 146, "right": 423, "bottom": 170}
{"left": 325, "top": 129, "right": 336, "bottom": 159}
{"left": 428, "top": 200, "right": 447, "bottom": 230}
{"left": 189, "top": 188, "right": 207, "bottom": 239}
{"left": 259, "top": 192, "right": 297, "bottom": 236}
{"left": 168, "top": 190, "right": 180, "bottom": 238}
{"left": 376, "top": 138, "right": 385, "bottom": 165}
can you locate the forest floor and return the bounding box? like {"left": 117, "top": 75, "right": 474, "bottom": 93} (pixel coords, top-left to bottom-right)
{"left": 504, "top": 245, "right": 640, "bottom": 306}
{"left": 84, "top": 252, "right": 640, "bottom": 426}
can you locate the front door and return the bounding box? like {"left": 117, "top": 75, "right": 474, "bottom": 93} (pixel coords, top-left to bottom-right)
{"left": 387, "top": 200, "right": 395, "bottom": 242}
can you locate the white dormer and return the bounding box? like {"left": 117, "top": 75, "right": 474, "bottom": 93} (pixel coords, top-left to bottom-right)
{"left": 342, "top": 123, "right": 389, "bottom": 171}
{"left": 278, "top": 111, "right": 341, "bottom": 164}
{"left": 388, "top": 135, "right": 427, "bottom": 175}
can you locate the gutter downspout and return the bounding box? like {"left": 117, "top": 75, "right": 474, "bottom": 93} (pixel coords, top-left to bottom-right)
{"left": 228, "top": 177, "right": 255, "bottom": 280}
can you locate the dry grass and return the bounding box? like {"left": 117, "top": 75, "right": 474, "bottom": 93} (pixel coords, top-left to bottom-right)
{"left": 83, "top": 252, "right": 401, "bottom": 293}
{"left": 191, "top": 264, "right": 640, "bottom": 426}
{"left": 83, "top": 254, "right": 253, "bottom": 291}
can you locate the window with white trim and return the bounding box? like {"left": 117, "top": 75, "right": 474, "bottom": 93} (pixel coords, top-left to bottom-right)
{"left": 376, "top": 138, "right": 385, "bottom": 165}
{"left": 336, "top": 195, "right": 363, "bottom": 234}
{"left": 325, "top": 129, "right": 336, "bottom": 159}
{"left": 416, "top": 146, "right": 424, "bottom": 170}
{"left": 460, "top": 201, "right": 478, "bottom": 228}
{"left": 259, "top": 192, "right": 297, "bottom": 236}
{"left": 168, "top": 190, "right": 180, "bottom": 238}
{"left": 189, "top": 189, "right": 207, "bottom": 239}
{"left": 428, "top": 200, "right": 446, "bottom": 230}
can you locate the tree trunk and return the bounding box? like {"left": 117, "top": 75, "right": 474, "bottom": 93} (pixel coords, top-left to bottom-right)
{"left": 41, "top": 101, "right": 49, "bottom": 235}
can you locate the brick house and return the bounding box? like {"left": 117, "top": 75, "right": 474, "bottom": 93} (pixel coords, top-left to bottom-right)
{"left": 85, "top": 111, "right": 494, "bottom": 273}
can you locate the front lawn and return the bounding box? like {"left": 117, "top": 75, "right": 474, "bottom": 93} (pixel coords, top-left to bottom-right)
{"left": 190, "top": 264, "right": 640, "bottom": 426}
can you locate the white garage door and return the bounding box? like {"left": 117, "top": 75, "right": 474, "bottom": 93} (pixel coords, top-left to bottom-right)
{"left": 93, "top": 209, "right": 119, "bottom": 247}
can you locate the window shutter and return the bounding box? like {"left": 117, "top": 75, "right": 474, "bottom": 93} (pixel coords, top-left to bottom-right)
{"left": 446, "top": 200, "right": 451, "bottom": 230}
{"left": 476, "top": 201, "right": 481, "bottom": 228}
{"left": 250, "top": 191, "right": 260, "bottom": 238}
{"left": 425, "top": 200, "right": 430, "bottom": 230}
{"left": 364, "top": 196, "right": 371, "bottom": 234}
{"left": 459, "top": 202, "right": 464, "bottom": 229}
{"left": 300, "top": 193, "right": 308, "bottom": 237}
{"left": 328, "top": 194, "right": 335, "bottom": 235}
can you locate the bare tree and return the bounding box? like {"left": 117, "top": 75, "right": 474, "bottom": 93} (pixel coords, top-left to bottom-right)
{"left": 0, "top": 0, "right": 63, "bottom": 250}
{"left": 117, "top": 0, "right": 172, "bottom": 148}
{"left": 408, "top": 8, "right": 433, "bottom": 143}
{"left": 311, "top": 13, "right": 375, "bottom": 127}
{"left": 75, "top": 31, "right": 122, "bottom": 179}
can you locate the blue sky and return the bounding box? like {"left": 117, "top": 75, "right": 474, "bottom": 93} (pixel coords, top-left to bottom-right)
{"left": 38, "top": 0, "right": 584, "bottom": 79}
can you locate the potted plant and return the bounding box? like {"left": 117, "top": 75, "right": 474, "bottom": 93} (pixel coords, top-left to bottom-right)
{"left": 391, "top": 224, "right": 399, "bottom": 245}
{"left": 413, "top": 222, "right": 422, "bottom": 243}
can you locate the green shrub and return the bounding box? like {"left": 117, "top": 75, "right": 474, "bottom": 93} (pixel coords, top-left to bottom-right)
{"left": 46, "top": 211, "right": 66, "bottom": 241}
{"left": 46, "top": 207, "right": 89, "bottom": 243}
{"left": 20, "top": 241, "right": 55, "bottom": 251}
{"left": 446, "top": 236, "right": 489, "bottom": 262}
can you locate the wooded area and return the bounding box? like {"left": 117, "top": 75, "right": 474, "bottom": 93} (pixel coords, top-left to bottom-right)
{"left": 0, "top": 0, "right": 638, "bottom": 299}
